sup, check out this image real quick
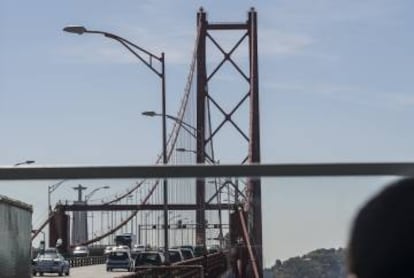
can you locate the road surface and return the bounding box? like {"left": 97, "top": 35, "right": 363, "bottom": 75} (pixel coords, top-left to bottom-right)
{"left": 33, "top": 264, "right": 132, "bottom": 278}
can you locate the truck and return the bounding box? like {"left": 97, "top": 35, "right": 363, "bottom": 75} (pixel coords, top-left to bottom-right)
{"left": 114, "top": 233, "right": 136, "bottom": 249}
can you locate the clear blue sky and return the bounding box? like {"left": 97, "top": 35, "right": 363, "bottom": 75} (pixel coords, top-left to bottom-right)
{"left": 1, "top": 0, "right": 414, "bottom": 267}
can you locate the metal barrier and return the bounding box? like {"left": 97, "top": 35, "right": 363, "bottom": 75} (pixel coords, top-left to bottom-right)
{"left": 69, "top": 256, "right": 106, "bottom": 268}
{"left": 116, "top": 252, "right": 227, "bottom": 278}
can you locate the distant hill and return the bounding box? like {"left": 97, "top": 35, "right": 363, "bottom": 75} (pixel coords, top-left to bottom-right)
{"left": 266, "top": 248, "right": 347, "bottom": 278}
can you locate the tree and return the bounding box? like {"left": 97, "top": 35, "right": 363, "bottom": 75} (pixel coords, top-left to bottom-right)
{"left": 271, "top": 248, "right": 346, "bottom": 278}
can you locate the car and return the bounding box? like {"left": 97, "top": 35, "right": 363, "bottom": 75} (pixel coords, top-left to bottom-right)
{"left": 44, "top": 247, "right": 60, "bottom": 255}
{"left": 207, "top": 245, "right": 221, "bottom": 254}
{"left": 193, "top": 245, "right": 207, "bottom": 257}
{"left": 131, "top": 244, "right": 145, "bottom": 258}
{"left": 106, "top": 250, "right": 135, "bottom": 272}
{"left": 114, "top": 245, "right": 130, "bottom": 252}
{"left": 177, "top": 245, "right": 194, "bottom": 252}
{"left": 132, "top": 244, "right": 145, "bottom": 253}
{"left": 179, "top": 248, "right": 195, "bottom": 260}
{"left": 72, "top": 245, "right": 89, "bottom": 257}
{"left": 104, "top": 246, "right": 114, "bottom": 255}
{"left": 32, "top": 253, "right": 70, "bottom": 276}
{"left": 168, "top": 249, "right": 184, "bottom": 263}
{"left": 135, "top": 251, "right": 166, "bottom": 267}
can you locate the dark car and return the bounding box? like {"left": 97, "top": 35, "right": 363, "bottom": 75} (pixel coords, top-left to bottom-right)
{"left": 106, "top": 250, "right": 135, "bottom": 272}
{"left": 180, "top": 248, "right": 195, "bottom": 260}
{"left": 32, "top": 253, "right": 70, "bottom": 276}
{"left": 168, "top": 249, "right": 184, "bottom": 263}
{"left": 193, "top": 245, "right": 207, "bottom": 257}
{"left": 174, "top": 245, "right": 194, "bottom": 252}
{"left": 135, "top": 251, "right": 166, "bottom": 266}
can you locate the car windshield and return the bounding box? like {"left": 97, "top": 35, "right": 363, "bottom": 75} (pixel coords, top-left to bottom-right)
{"left": 181, "top": 245, "right": 194, "bottom": 251}
{"left": 140, "top": 253, "right": 161, "bottom": 264}
{"left": 75, "top": 246, "right": 86, "bottom": 251}
{"left": 181, "top": 250, "right": 192, "bottom": 259}
{"left": 134, "top": 245, "right": 145, "bottom": 249}
{"left": 109, "top": 252, "right": 128, "bottom": 260}
{"left": 38, "top": 254, "right": 59, "bottom": 260}
{"left": 169, "top": 251, "right": 181, "bottom": 263}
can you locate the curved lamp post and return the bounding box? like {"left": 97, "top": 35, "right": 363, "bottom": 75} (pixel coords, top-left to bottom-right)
{"left": 85, "top": 186, "right": 110, "bottom": 243}
{"left": 85, "top": 186, "right": 110, "bottom": 201}
{"left": 48, "top": 180, "right": 68, "bottom": 214}
{"left": 142, "top": 111, "right": 197, "bottom": 138}
{"left": 64, "top": 25, "right": 169, "bottom": 256}
{"left": 176, "top": 147, "right": 216, "bottom": 164}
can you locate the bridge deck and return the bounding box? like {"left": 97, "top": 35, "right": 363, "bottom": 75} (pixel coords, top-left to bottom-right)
{"left": 32, "top": 264, "right": 123, "bottom": 278}
{"left": 52, "top": 251, "right": 228, "bottom": 278}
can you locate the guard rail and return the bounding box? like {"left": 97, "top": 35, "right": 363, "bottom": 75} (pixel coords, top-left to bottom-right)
{"left": 116, "top": 251, "right": 228, "bottom": 278}
{"left": 69, "top": 256, "right": 106, "bottom": 267}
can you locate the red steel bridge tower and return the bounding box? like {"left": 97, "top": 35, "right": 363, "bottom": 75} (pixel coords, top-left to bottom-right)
{"left": 196, "top": 7, "right": 262, "bottom": 276}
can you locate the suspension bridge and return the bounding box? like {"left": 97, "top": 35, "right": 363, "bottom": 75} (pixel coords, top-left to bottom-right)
{"left": 26, "top": 7, "right": 263, "bottom": 278}
{"left": 3, "top": 6, "right": 411, "bottom": 278}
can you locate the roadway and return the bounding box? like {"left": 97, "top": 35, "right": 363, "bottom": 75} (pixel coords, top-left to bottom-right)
{"left": 32, "top": 264, "right": 130, "bottom": 278}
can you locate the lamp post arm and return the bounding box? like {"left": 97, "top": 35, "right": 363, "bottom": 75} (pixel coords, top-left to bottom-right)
{"left": 85, "top": 188, "right": 99, "bottom": 201}
{"left": 85, "top": 186, "right": 109, "bottom": 201}
{"left": 117, "top": 39, "right": 163, "bottom": 78}
{"left": 166, "top": 116, "right": 198, "bottom": 139}
{"left": 206, "top": 180, "right": 246, "bottom": 204}
{"left": 165, "top": 115, "right": 195, "bottom": 132}
{"left": 85, "top": 30, "right": 159, "bottom": 59}
{"left": 85, "top": 30, "right": 163, "bottom": 78}
{"left": 48, "top": 179, "right": 67, "bottom": 194}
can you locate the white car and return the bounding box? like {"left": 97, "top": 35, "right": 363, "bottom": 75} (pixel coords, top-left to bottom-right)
{"left": 72, "top": 245, "right": 89, "bottom": 257}
{"left": 104, "top": 246, "right": 115, "bottom": 255}
{"left": 132, "top": 244, "right": 145, "bottom": 254}
{"left": 114, "top": 245, "right": 130, "bottom": 252}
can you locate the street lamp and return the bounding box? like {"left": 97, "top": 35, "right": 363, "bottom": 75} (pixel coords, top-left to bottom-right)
{"left": 177, "top": 217, "right": 190, "bottom": 245}
{"left": 32, "top": 229, "right": 46, "bottom": 249}
{"left": 176, "top": 147, "right": 216, "bottom": 164}
{"left": 168, "top": 214, "right": 181, "bottom": 246}
{"left": 176, "top": 147, "right": 196, "bottom": 154}
{"left": 143, "top": 212, "right": 151, "bottom": 247}
{"left": 142, "top": 111, "right": 197, "bottom": 137}
{"left": 14, "top": 160, "right": 35, "bottom": 166}
{"left": 84, "top": 186, "right": 110, "bottom": 241}
{"left": 125, "top": 194, "right": 134, "bottom": 234}
{"left": 64, "top": 25, "right": 169, "bottom": 257}
{"left": 48, "top": 180, "right": 67, "bottom": 214}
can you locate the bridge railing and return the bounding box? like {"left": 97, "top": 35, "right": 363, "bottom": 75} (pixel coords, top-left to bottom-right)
{"left": 69, "top": 256, "right": 106, "bottom": 268}
{"left": 116, "top": 251, "right": 227, "bottom": 278}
